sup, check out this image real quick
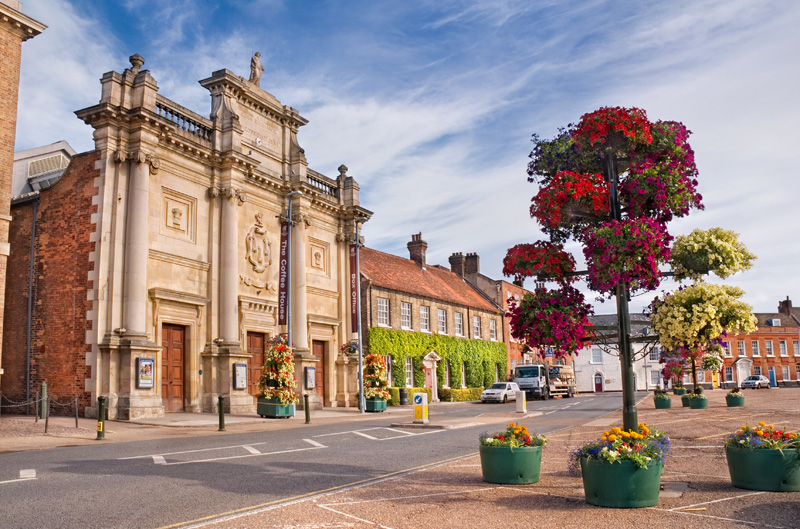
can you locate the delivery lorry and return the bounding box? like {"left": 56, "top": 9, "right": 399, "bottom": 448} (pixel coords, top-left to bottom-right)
{"left": 514, "top": 362, "right": 576, "bottom": 400}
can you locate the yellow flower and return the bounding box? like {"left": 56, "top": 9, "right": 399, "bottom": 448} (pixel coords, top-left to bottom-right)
{"left": 756, "top": 430, "right": 764, "bottom": 437}
{"left": 601, "top": 436, "right": 607, "bottom": 442}
{"left": 741, "top": 426, "right": 747, "bottom": 430}
{"left": 608, "top": 435, "right": 617, "bottom": 442}
{"left": 611, "top": 427, "right": 622, "bottom": 434}
{"left": 509, "top": 423, "right": 516, "bottom": 428}
{"left": 604, "top": 431, "right": 610, "bottom": 436}
{"left": 758, "top": 421, "right": 766, "bottom": 427}
{"left": 768, "top": 425, "right": 774, "bottom": 429}
{"left": 621, "top": 431, "right": 630, "bottom": 438}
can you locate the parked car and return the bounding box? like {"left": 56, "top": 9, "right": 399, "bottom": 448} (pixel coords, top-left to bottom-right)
{"left": 480, "top": 382, "right": 520, "bottom": 403}
{"left": 741, "top": 375, "right": 771, "bottom": 389}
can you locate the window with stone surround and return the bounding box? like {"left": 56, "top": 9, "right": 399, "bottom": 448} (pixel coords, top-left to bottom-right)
{"left": 649, "top": 346, "right": 660, "bottom": 362}
{"left": 725, "top": 366, "right": 733, "bottom": 381}
{"left": 401, "top": 302, "right": 412, "bottom": 329}
{"left": 752, "top": 341, "right": 760, "bottom": 356}
{"left": 455, "top": 312, "right": 464, "bottom": 336}
{"left": 650, "top": 370, "right": 660, "bottom": 386}
{"left": 754, "top": 366, "right": 762, "bottom": 376}
{"left": 766, "top": 340, "right": 774, "bottom": 356}
{"left": 473, "top": 316, "right": 481, "bottom": 339}
{"left": 738, "top": 341, "right": 745, "bottom": 356}
{"left": 437, "top": 309, "right": 447, "bottom": 334}
{"left": 383, "top": 355, "right": 393, "bottom": 383}
{"left": 795, "top": 340, "right": 799, "bottom": 356}
{"left": 444, "top": 360, "right": 451, "bottom": 388}
{"left": 489, "top": 319, "right": 497, "bottom": 341}
{"left": 783, "top": 365, "right": 790, "bottom": 381}
{"left": 420, "top": 306, "right": 430, "bottom": 332}
{"left": 780, "top": 340, "right": 788, "bottom": 356}
{"left": 377, "top": 297, "right": 390, "bottom": 327}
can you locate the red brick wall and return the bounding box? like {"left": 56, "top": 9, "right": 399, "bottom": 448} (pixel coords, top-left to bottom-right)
{"left": 2, "top": 151, "right": 99, "bottom": 413}
{"left": 0, "top": 19, "right": 25, "bottom": 394}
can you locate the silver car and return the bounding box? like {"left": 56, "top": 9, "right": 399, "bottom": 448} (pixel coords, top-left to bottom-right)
{"left": 480, "top": 382, "right": 520, "bottom": 403}
{"left": 741, "top": 375, "right": 771, "bottom": 389}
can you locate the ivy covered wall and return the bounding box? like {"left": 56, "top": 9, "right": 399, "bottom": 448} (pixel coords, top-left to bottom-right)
{"left": 368, "top": 327, "right": 508, "bottom": 388}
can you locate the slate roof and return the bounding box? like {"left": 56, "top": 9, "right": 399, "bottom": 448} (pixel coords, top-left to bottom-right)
{"left": 360, "top": 247, "right": 500, "bottom": 313}
{"left": 753, "top": 313, "right": 799, "bottom": 328}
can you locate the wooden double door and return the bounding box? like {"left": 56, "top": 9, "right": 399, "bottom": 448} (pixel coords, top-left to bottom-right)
{"left": 161, "top": 324, "right": 185, "bottom": 412}
{"left": 247, "top": 332, "right": 266, "bottom": 402}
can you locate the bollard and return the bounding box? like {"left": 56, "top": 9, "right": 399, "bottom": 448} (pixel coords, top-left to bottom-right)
{"left": 304, "top": 394, "right": 310, "bottom": 424}
{"left": 40, "top": 382, "right": 48, "bottom": 421}
{"left": 96, "top": 396, "right": 106, "bottom": 440}
{"left": 217, "top": 395, "right": 226, "bottom": 432}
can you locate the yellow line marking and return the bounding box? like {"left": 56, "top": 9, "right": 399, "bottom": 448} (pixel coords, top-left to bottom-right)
{"left": 154, "top": 453, "right": 475, "bottom": 529}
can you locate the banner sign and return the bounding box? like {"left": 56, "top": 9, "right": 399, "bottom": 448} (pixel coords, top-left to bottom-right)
{"left": 350, "top": 244, "right": 359, "bottom": 333}
{"left": 278, "top": 221, "right": 289, "bottom": 325}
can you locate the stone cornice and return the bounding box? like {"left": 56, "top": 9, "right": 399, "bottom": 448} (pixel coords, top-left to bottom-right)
{"left": 0, "top": 3, "right": 46, "bottom": 41}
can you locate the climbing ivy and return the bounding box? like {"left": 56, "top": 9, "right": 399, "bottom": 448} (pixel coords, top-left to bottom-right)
{"left": 367, "top": 327, "right": 508, "bottom": 389}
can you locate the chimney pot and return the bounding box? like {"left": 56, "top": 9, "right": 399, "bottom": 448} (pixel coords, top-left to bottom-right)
{"left": 408, "top": 232, "right": 427, "bottom": 267}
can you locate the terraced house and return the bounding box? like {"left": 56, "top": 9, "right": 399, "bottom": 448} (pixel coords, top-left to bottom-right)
{"left": 359, "top": 234, "right": 507, "bottom": 401}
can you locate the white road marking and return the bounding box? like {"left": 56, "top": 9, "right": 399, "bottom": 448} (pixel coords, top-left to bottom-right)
{"left": 152, "top": 456, "right": 166, "bottom": 465}
{"left": 303, "top": 438, "right": 325, "bottom": 448}
{"left": 666, "top": 491, "right": 767, "bottom": 511}
{"left": 120, "top": 441, "right": 273, "bottom": 459}
{"left": 353, "top": 431, "right": 379, "bottom": 440}
{"left": 0, "top": 469, "right": 37, "bottom": 485}
{"left": 316, "top": 504, "right": 395, "bottom": 528}
{"left": 384, "top": 428, "right": 415, "bottom": 436}
{"left": 242, "top": 445, "right": 261, "bottom": 455}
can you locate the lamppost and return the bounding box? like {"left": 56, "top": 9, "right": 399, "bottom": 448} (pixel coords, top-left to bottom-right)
{"left": 604, "top": 152, "right": 637, "bottom": 431}
{"left": 353, "top": 216, "right": 368, "bottom": 413}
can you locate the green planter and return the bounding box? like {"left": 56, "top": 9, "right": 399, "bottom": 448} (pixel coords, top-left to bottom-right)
{"left": 672, "top": 388, "right": 687, "bottom": 395}
{"left": 257, "top": 396, "right": 295, "bottom": 419}
{"left": 654, "top": 397, "right": 672, "bottom": 409}
{"left": 580, "top": 458, "right": 663, "bottom": 508}
{"left": 726, "top": 394, "right": 745, "bottom": 407}
{"left": 689, "top": 397, "right": 709, "bottom": 409}
{"left": 726, "top": 446, "right": 800, "bottom": 491}
{"left": 365, "top": 398, "right": 387, "bottom": 412}
{"left": 479, "top": 445, "right": 542, "bottom": 484}
{"left": 681, "top": 394, "right": 691, "bottom": 407}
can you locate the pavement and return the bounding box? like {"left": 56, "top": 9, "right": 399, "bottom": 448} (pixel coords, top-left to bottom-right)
{"left": 2, "top": 388, "right": 799, "bottom": 528}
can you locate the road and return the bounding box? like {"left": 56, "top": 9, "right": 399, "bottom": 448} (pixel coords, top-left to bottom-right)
{"left": 0, "top": 393, "right": 639, "bottom": 529}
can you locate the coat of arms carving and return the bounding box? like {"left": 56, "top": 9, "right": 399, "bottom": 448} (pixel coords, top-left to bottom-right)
{"left": 245, "top": 212, "right": 271, "bottom": 273}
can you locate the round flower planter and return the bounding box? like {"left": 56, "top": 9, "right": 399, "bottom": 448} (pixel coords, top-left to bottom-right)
{"left": 654, "top": 398, "right": 672, "bottom": 409}
{"left": 257, "top": 396, "right": 295, "bottom": 419}
{"left": 580, "top": 458, "right": 663, "bottom": 508}
{"left": 726, "top": 394, "right": 745, "bottom": 407}
{"left": 673, "top": 388, "right": 687, "bottom": 395}
{"left": 726, "top": 446, "right": 800, "bottom": 491}
{"left": 365, "top": 397, "right": 387, "bottom": 413}
{"left": 689, "top": 397, "right": 709, "bottom": 409}
{"left": 681, "top": 394, "right": 691, "bottom": 407}
{"left": 479, "top": 445, "right": 542, "bottom": 484}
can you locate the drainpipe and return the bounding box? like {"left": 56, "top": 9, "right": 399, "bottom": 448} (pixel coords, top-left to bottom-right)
{"left": 26, "top": 197, "right": 40, "bottom": 415}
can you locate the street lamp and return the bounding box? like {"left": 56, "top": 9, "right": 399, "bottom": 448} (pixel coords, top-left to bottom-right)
{"left": 353, "top": 216, "right": 368, "bottom": 413}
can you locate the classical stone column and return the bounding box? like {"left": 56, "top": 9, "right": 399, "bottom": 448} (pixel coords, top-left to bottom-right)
{"left": 291, "top": 212, "right": 309, "bottom": 353}
{"left": 219, "top": 187, "right": 243, "bottom": 345}
{"left": 123, "top": 152, "right": 155, "bottom": 333}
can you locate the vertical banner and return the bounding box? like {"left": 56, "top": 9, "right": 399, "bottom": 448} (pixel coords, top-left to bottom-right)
{"left": 278, "top": 221, "right": 289, "bottom": 325}
{"left": 349, "top": 244, "right": 359, "bottom": 333}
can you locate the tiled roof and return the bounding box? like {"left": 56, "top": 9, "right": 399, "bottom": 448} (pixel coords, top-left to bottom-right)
{"left": 360, "top": 247, "right": 500, "bottom": 312}
{"left": 754, "top": 313, "right": 799, "bottom": 328}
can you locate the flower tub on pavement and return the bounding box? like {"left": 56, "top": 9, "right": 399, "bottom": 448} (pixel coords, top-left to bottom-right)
{"left": 653, "top": 388, "right": 671, "bottom": 409}
{"left": 726, "top": 388, "right": 745, "bottom": 407}
{"left": 479, "top": 423, "right": 547, "bottom": 484}
{"left": 725, "top": 422, "right": 800, "bottom": 492}
{"left": 681, "top": 394, "right": 691, "bottom": 407}
{"left": 689, "top": 391, "right": 709, "bottom": 409}
{"left": 672, "top": 386, "right": 687, "bottom": 396}
{"left": 362, "top": 353, "right": 391, "bottom": 412}
{"left": 570, "top": 423, "right": 670, "bottom": 508}
{"left": 257, "top": 336, "right": 298, "bottom": 419}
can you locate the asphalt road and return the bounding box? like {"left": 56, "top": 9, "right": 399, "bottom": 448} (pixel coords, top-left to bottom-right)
{"left": 0, "top": 393, "right": 638, "bottom": 529}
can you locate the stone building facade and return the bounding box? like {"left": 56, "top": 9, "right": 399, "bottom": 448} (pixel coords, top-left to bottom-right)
{"left": 0, "top": 1, "right": 44, "bottom": 389}
{"left": 3, "top": 54, "right": 371, "bottom": 418}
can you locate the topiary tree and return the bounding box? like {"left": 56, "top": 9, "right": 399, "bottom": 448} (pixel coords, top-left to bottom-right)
{"left": 507, "top": 106, "right": 755, "bottom": 430}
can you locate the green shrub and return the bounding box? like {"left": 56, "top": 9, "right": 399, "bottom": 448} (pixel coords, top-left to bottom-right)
{"left": 439, "top": 387, "right": 484, "bottom": 402}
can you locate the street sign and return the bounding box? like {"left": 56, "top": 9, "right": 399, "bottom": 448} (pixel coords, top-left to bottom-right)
{"left": 413, "top": 392, "right": 428, "bottom": 424}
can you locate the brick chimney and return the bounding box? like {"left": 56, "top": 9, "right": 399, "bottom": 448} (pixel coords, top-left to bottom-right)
{"left": 407, "top": 233, "right": 427, "bottom": 267}
{"left": 778, "top": 296, "right": 793, "bottom": 315}
{"left": 449, "top": 252, "right": 465, "bottom": 276}
{"left": 465, "top": 253, "right": 480, "bottom": 274}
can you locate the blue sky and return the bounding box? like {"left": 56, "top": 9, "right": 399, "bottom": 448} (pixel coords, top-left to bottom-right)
{"left": 13, "top": 0, "right": 800, "bottom": 315}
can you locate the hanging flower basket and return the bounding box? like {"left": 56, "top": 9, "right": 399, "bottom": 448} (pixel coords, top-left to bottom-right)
{"left": 669, "top": 227, "right": 757, "bottom": 282}
{"left": 502, "top": 241, "right": 577, "bottom": 286}
{"left": 572, "top": 106, "right": 653, "bottom": 152}
{"left": 507, "top": 285, "right": 593, "bottom": 359}
{"left": 583, "top": 218, "right": 672, "bottom": 294}
{"left": 530, "top": 171, "right": 609, "bottom": 237}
